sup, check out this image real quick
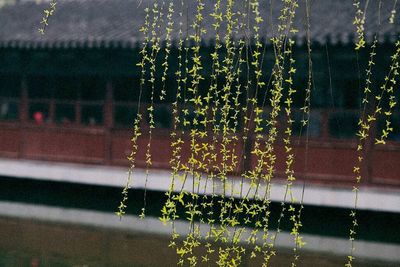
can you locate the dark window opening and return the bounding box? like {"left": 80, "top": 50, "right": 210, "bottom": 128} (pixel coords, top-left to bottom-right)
{"left": 328, "top": 111, "right": 359, "bottom": 139}
{"left": 333, "top": 79, "right": 360, "bottom": 108}
{"left": 54, "top": 76, "right": 79, "bottom": 100}
{"left": 80, "top": 77, "right": 106, "bottom": 101}
{"left": 292, "top": 111, "right": 321, "bottom": 138}
{"left": 28, "top": 76, "right": 54, "bottom": 99}
{"left": 377, "top": 113, "right": 400, "bottom": 141}
{"left": 114, "top": 104, "right": 138, "bottom": 128}
{"left": 113, "top": 77, "right": 140, "bottom": 102}
{"left": 0, "top": 75, "right": 20, "bottom": 98}
{"left": 55, "top": 103, "right": 75, "bottom": 124}
{"left": 81, "top": 104, "right": 103, "bottom": 126}
{"left": 150, "top": 105, "right": 172, "bottom": 129}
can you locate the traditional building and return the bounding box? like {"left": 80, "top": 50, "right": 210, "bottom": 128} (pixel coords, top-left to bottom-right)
{"left": 0, "top": 0, "right": 399, "bottom": 189}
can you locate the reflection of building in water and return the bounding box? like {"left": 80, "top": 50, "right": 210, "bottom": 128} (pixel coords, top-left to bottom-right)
{"left": 0, "top": 201, "right": 398, "bottom": 266}
{"left": 0, "top": 0, "right": 399, "bottom": 188}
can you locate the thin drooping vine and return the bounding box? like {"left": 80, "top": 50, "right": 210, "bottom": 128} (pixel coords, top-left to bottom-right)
{"left": 36, "top": 1, "right": 399, "bottom": 266}
{"left": 140, "top": 1, "right": 165, "bottom": 219}
{"left": 346, "top": 38, "right": 400, "bottom": 267}
{"left": 38, "top": 0, "right": 57, "bottom": 35}
{"left": 115, "top": 5, "right": 151, "bottom": 218}
{"left": 352, "top": 0, "right": 369, "bottom": 50}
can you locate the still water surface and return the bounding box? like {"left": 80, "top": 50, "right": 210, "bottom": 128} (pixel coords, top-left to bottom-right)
{"left": 0, "top": 216, "right": 398, "bottom": 267}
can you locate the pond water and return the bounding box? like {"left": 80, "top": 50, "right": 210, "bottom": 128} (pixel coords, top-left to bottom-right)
{"left": 0, "top": 215, "right": 398, "bottom": 267}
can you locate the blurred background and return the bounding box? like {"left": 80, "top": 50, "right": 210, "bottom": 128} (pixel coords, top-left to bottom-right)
{"left": 0, "top": 0, "right": 399, "bottom": 266}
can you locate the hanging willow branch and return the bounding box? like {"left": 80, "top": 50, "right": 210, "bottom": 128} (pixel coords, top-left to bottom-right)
{"left": 33, "top": 0, "right": 400, "bottom": 266}
{"left": 38, "top": 0, "right": 57, "bottom": 34}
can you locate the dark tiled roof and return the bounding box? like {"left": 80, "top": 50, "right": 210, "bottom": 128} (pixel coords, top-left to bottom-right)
{"left": 0, "top": 0, "right": 398, "bottom": 48}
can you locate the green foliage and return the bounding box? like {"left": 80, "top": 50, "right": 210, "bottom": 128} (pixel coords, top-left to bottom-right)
{"left": 118, "top": 0, "right": 399, "bottom": 266}
{"left": 37, "top": 0, "right": 399, "bottom": 266}
{"left": 38, "top": 0, "right": 57, "bottom": 35}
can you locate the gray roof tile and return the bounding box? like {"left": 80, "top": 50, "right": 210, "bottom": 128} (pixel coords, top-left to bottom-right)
{"left": 0, "top": 0, "right": 398, "bottom": 48}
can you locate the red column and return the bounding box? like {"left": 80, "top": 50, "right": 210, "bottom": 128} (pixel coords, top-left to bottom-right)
{"left": 320, "top": 109, "right": 330, "bottom": 141}
{"left": 20, "top": 77, "right": 28, "bottom": 123}
{"left": 49, "top": 99, "right": 55, "bottom": 124}
{"left": 103, "top": 80, "right": 114, "bottom": 164}
{"left": 19, "top": 77, "right": 29, "bottom": 158}
{"left": 104, "top": 81, "right": 114, "bottom": 128}
{"left": 75, "top": 100, "right": 81, "bottom": 125}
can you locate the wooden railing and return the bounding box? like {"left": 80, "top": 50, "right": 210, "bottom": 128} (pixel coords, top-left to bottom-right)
{"left": 0, "top": 92, "right": 399, "bottom": 188}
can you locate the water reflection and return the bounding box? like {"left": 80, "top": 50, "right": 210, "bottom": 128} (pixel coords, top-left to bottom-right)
{"left": 0, "top": 215, "right": 398, "bottom": 267}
